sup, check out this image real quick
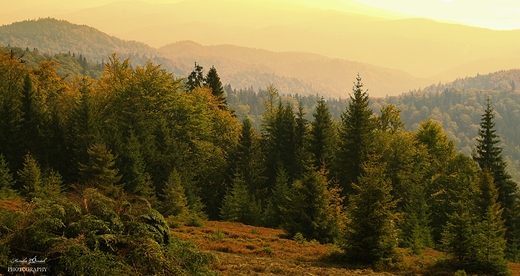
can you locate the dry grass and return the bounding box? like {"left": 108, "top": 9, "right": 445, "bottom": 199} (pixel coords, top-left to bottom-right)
{"left": 172, "top": 221, "right": 520, "bottom": 275}
{"left": 172, "top": 221, "right": 395, "bottom": 275}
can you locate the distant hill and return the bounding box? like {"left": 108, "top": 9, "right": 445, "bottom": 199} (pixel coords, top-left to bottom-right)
{"left": 0, "top": 18, "right": 185, "bottom": 76}
{"left": 0, "top": 18, "right": 432, "bottom": 97}
{"left": 159, "top": 41, "right": 431, "bottom": 98}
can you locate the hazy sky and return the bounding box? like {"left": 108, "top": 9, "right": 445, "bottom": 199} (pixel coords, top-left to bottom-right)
{"left": 2, "top": 0, "right": 520, "bottom": 30}
{"left": 355, "top": 0, "right": 520, "bottom": 30}
{"left": 144, "top": 0, "right": 520, "bottom": 30}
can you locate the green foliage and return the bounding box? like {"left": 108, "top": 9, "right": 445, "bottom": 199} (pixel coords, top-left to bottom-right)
{"left": 263, "top": 169, "right": 291, "bottom": 228}
{"left": 160, "top": 169, "right": 189, "bottom": 218}
{"left": 335, "top": 74, "right": 376, "bottom": 197}
{"left": 282, "top": 169, "right": 344, "bottom": 243}
{"left": 78, "top": 143, "right": 122, "bottom": 191}
{"left": 0, "top": 188, "right": 217, "bottom": 275}
{"left": 309, "top": 97, "right": 337, "bottom": 170}
{"left": 186, "top": 62, "right": 205, "bottom": 92}
{"left": 205, "top": 65, "right": 228, "bottom": 109}
{"left": 220, "top": 174, "right": 262, "bottom": 225}
{"left": 263, "top": 99, "right": 298, "bottom": 187}
{"left": 18, "top": 153, "right": 43, "bottom": 200}
{"left": 343, "top": 154, "right": 398, "bottom": 264}
{"left": 0, "top": 154, "right": 17, "bottom": 199}
{"left": 472, "top": 97, "right": 520, "bottom": 259}
{"left": 231, "top": 118, "right": 267, "bottom": 199}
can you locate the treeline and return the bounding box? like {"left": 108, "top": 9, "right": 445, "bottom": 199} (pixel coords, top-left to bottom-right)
{"left": 226, "top": 70, "right": 520, "bottom": 182}
{"left": 0, "top": 51, "right": 518, "bottom": 275}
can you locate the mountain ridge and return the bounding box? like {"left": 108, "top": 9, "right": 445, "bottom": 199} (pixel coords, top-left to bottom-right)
{"left": 0, "top": 18, "right": 432, "bottom": 97}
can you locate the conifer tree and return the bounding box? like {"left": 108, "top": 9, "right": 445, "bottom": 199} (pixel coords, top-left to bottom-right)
{"left": 160, "top": 169, "right": 189, "bottom": 218}
{"left": 336, "top": 74, "right": 375, "bottom": 197}
{"left": 232, "top": 118, "right": 266, "bottom": 198}
{"left": 220, "top": 173, "right": 262, "bottom": 225}
{"left": 476, "top": 169, "right": 509, "bottom": 273}
{"left": 309, "top": 97, "right": 336, "bottom": 170}
{"left": 18, "top": 153, "right": 43, "bottom": 200}
{"left": 120, "top": 129, "right": 147, "bottom": 194}
{"left": 186, "top": 62, "right": 204, "bottom": 92}
{"left": 343, "top": 154, "right": 398, "bottom": 264}
{"left": 263, "top": 169, "right": 291, "bottom": 228}
{"left": 70, "top": 76, "right": 99, "bottom": 172}
{"left": 43, "top": 170, "right": 64, "bottom": 199}
{"left": 282, "top": 169, "right": 344, "bottom": 243}
{"left": 20, "top": 73, "right": 45, "bottom": 158}
{"left": 263, "top": 100, "right": 297, "bottom": 189}
{"left": 473, "top": 97, "right": 519, "bottom": 258}
{"left": 78, "top": 143, "right": 122, "bottom": 191}
{"left": 440, "top": 155, "right": 481, "bottom": 263}
{"left": 294, "top": 100, "right": 311, "bottom": 178}
{"left": 205, "top": 66, "right": 228, "bottom": 109}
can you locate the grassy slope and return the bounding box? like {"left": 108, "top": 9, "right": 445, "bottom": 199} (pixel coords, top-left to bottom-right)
{"left": 172, "top": 221, "right": 435, "bottom": 275}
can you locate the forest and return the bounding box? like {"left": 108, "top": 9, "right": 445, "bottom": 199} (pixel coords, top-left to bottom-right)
{"left": 0, "top": 48, "right": 519, "bottom": 275}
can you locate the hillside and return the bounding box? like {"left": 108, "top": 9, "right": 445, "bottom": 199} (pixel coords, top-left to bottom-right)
{"left": 0, "top": 18, "right": 431, "bottom": 97}
{"left": 0, "top": 18, "right": 186, "bottom": 76}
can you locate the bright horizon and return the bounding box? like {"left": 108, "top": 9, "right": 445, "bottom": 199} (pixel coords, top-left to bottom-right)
{"left": 2, "top": 0, "right": 520, "bottom": 31}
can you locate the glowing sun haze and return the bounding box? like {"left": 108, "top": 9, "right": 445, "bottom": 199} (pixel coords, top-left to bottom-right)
{"left": 2, "top": 0, "right": 519, "bottom": 30}
{"left": 147, "top": 0, "right": 520, "bottom": 30}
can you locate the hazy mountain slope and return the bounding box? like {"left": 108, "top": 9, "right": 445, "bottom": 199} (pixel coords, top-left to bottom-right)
{"left": 0, "top": 18, "right": 185, "bottom": 75}
{"left": 0, "top": 19, "right": 432, "bottom": 97}
{"left": 52, "top": 0, "right": 520, "bottom": 80}
{"left": 159, "top": 41, "right": 431, "bottom": 98}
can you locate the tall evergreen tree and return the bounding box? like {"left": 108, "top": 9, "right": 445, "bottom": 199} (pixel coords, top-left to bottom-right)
{"left": 473, "top": 97, "right": 519, "bottom": 259}
{"left": 205, "top": 66, "right": 228, "bottom": 110}
{"left": 232, "top": 118, "right": 266, "bottom": 198}
{"left": 336, "top": 74, "right": 375, "bottom": 197}
{"left": 186, "top": 62, "right": 204, "bottom": 92}
{"left": 293, "top": 100, "right": 310, "bottom": 178}
{"left": 263, "top": 100, "right": 297, "bottom": 189}
{"left": 343, "top": 154, "right": 398, "bottom": 265}
{"left": 309, "top": 97, "right": 336, "bottom": 170}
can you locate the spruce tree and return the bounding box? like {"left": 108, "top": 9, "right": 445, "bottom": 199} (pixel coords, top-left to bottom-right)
{"left": 232, "top": 118, "right": 266, "bottom": 198}
{"left": 343, "top": 154, "right": 398, "bottom": 265}
{"left": 440, "top": 155, "right": 481, "bottom": 263}
{"left": 282, "top": 169, "right": 344, "bottom": 243}
{"left": 309, "top": 97, "right": 336, "bottom": 170}
{"left": 78, "top": 143, "right": 122, "bottom": 192}
{"left": 263, "top": 100, "right": 297, "bottom": 189}
{"left": 18, "top": 153, "right": 43, "bottom": 200}
{"left": 263, "top": 168, "right": 291, "bottom": 228}
{"left": 473, "top": 97, "right": 519, "bottom": 259}
{"left": 220, "top": 173, "right": 262, "bottom": 225}
{"left": 205, "top": 66, "right": 228, "bottom": 110}
{"left": 186, "top": 62, "right": 204, "bottom": 92}
{"left": 336, "top": 74, "right": 375, "bottom": 197}
{"left": 476, "top": 169, "right": 509, "bottom": 274}
{"left": 160, "top": 169, "right": 189, "bottom": 218}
